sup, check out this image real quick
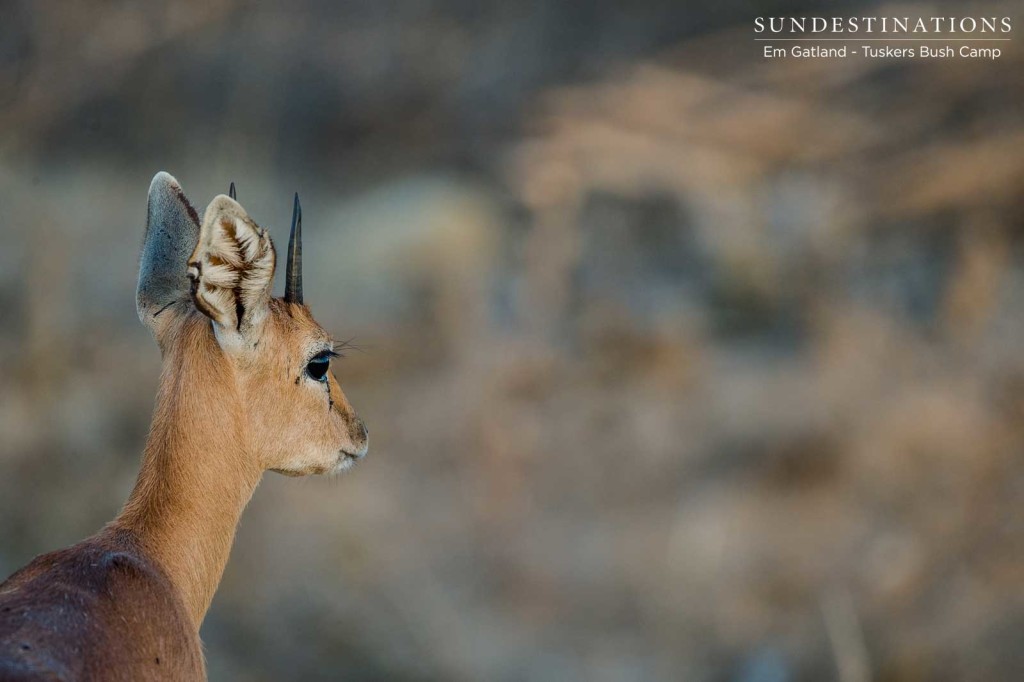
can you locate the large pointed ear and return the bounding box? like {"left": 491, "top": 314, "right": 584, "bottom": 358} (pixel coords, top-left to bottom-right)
{"left": 187, "top": 195, "right": 276, "bottom": 350}
{"left": 137, "top": 172, "right": 201, "bottom": 342}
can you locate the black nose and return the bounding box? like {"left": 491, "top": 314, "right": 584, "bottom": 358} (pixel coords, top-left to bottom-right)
{"left": 349, "top": 417, "right": 368, "bottom": 445}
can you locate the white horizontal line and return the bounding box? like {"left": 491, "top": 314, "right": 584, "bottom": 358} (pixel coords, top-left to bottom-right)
{"left": 754, "top": 38, "right": 1011, "bottom": 41}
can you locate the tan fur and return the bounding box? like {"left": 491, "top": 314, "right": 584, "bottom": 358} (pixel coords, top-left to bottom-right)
{"left": 0, "top": 187, "right": 367, "bottom": 680}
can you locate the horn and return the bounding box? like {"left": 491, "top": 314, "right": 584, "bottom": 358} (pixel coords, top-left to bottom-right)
{"left": 228, "top": 181, "right": 236, "bottom": 200}
{"left": 284, "top": 192, "right": 303, "bottom": 304}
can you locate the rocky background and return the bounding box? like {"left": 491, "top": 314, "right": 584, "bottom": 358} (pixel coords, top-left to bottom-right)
{"left": 1, "top": 1, "right": 1023, "bottom": 680}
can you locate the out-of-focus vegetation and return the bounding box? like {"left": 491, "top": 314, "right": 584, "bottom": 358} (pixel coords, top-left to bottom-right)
{"left": 2, "top": 1, "right": 1024, "bottom": 680}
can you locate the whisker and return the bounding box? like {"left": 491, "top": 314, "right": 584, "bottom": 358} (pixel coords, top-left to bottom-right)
{"left": 332, "top": 337, "right": 368, "bottom": 356}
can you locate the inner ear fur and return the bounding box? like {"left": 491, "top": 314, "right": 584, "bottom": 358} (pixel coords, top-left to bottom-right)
{"left": 188, "top": 196, "right": 276, "bottom": 340}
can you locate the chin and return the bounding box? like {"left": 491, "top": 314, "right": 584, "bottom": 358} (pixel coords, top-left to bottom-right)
{"left": 330, "top": 452, "right": 361, "bottom": 475}
{"left": 271, "top": 448, "right": 365, "bottom": 477}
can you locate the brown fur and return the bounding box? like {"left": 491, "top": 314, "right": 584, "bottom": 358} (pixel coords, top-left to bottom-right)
{"left": 0, "top": 528, "right": 203, "bottom": 681}
{"left": 0, "top": 189, "right": 367, "bottom": 680}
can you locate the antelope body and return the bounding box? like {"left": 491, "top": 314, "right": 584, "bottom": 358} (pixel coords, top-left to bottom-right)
{"left": 0, "top": 174, "right": 368, "bottom": 680}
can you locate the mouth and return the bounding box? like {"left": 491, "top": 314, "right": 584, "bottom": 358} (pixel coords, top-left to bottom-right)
{"left": 333, "top": 448, "right": 366, "bottom": 474}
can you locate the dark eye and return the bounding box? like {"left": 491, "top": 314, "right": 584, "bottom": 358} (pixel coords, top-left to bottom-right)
{"left": 305, "top": 353, "right": 331, "bottom": 382}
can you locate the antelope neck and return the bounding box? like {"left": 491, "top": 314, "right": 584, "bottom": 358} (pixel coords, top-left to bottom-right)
{"left": 111, "top": 314, "right": 262, "bottom": 626}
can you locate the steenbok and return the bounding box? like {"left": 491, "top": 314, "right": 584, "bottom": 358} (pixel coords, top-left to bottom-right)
{"left": 0, "top": 174, "right": 368, "bottom": 680}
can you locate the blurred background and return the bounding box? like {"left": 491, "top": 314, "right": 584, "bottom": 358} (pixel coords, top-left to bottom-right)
{"left": 1, "top": 1, "right": 1023, "bottom": 680}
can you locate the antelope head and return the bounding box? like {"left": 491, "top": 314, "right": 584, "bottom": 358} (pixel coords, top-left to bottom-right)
{"left": 136, "top": 172, "right": 368, "bottom": 477}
